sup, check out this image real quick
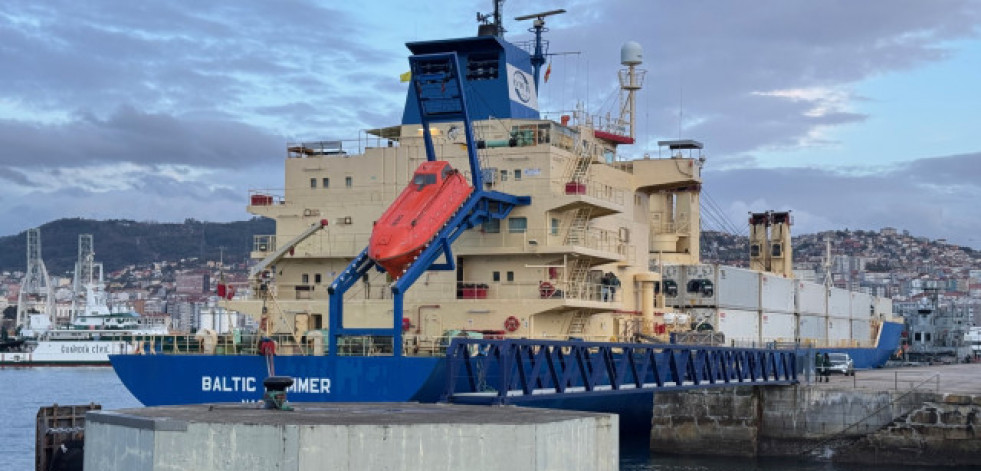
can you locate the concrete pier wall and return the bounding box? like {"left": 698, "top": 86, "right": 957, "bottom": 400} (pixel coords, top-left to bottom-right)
{"left": 834, "top": 394, "right": 981, "bottom": 467}
{"left": 650, "top": 387, "right": 760, "bottom": 457}
{"left": 84, "top": 403, "right": 618, "bottom": 471}
{"left": 650, "top": 386, "right": 981, "bottom": 465}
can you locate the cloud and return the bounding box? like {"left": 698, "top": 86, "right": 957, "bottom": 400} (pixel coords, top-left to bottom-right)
{"left": 702, "top": 152, "right": 981, "bottom": 246}
{"left": 0, "top": 106, "right": 282, "bottom": 168}
{"left": 0, "top": 0, "right": 979, "bottom": 248}
{"left": 535, "top": 0, "right": 980, "bottom": 156}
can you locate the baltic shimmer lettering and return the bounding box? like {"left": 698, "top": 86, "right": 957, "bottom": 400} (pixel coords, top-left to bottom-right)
{"left": 201, "top": 376, "right": 331, "bottom": 394}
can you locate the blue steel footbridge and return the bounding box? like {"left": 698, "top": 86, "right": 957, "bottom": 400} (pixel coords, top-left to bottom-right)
{"left": 442, "top": 339, "right": 800, "bottom": 407}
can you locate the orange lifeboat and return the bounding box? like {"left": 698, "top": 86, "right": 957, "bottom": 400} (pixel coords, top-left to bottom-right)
{"left": 369, "top": 161, "right": 473, "bottom": 278}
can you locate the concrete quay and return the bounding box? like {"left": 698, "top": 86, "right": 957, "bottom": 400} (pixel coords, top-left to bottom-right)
{"left": 650, "top": 363, "right": 981, "bottom": 466}
{"left": 84, "top": 402, "right": 618, "bottom": 471}
{"left": 810, "top": 362, "right": 979, "bottom": 394}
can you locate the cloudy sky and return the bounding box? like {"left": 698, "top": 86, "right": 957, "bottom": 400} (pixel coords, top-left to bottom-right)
{"left": 2, "top": 0, "right": 980, "bottom": 247}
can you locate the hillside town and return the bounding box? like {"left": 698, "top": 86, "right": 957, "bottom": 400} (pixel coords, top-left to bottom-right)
{"left": 705, "top": 227, "right": 981, "bottom": 354}
{"left": 2, "top": 226, "right": 979, "bottom": 356}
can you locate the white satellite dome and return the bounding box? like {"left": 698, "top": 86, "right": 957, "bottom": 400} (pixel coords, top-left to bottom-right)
{"left": 620, "top": 41, "right": 643, "bottom": 66}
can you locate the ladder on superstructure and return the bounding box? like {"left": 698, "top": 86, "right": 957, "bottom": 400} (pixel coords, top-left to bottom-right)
{"left": 327, "top": 52, "right": 530, "bottom": 357}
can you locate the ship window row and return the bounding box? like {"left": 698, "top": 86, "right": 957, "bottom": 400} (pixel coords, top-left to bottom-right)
{"left": 309, "top": 177, "right": 352, "bottom": 188}
{"left": 466, "top": 53, "right": 499, "bottom": 81}
{"left": 479, "top": 217, "right": 527, "bottom": 234}
{"left": 492, "top": 271, "right": 515, "bottom": 282}
{"left": 498, "top": 169, "right": 523, "bottom": 182}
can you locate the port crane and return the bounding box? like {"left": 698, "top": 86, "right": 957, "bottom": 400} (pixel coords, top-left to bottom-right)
{"left": 327, "top": 52, "right": 530, "bottom": 356}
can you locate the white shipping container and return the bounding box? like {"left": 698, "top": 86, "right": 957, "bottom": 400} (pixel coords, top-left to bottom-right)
{"left": 850, "top": 292, "right": 873, "bottom": 319}
{"left": 660, "top": 265, "right": 685, "bottom": 307}
{"left": 683, "top": 264, "right": 760, "bottom": 310}
{"left": 827, "top": 316, "right": 851, "bottom": 343}
{"left": 717, "top": 308, "right": 760, "bottom": 345}
{"left": 796, "top": 281, "right": 827, "bottom": 315}
{"left": 850, "top": 319, "right": 872, "bottom": 344}
{"left": 682, "top": 264, "right": 716, "bottom": 307}
{"left": 761, "top": 311, "right": 796, "bottom": 342}
{"left": 828, "top": 287, "right": 850, "bottom": 318}
{"left": 760, "top": 274, "right": 795, "bottom": 313}
{"left": 717, "top": 266, "right": 761, "bottom": 310}
{"left": 799, "top": 314, "right": 827, "bottom": 341}
{"left": 874, "top": 296, "right": 893, "bottom": 318}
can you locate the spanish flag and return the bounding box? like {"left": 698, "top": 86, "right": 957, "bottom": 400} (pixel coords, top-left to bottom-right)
{"left": 544, "top": 62, "right": 552, "bottom": 83}
{"left": 400, "top": 71, "right": 412, "bottom": 82}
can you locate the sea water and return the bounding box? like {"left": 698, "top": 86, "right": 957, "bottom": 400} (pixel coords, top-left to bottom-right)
{"left": 0, "top": 367, "right": 140, "bottom": 471}
{"left": 1, "top": 368, "right": 973, "bottom": 470}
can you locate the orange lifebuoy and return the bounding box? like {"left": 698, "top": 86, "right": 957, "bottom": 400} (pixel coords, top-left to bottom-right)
{"left": 504, "top": 316, "right": 520, "bottom": 332}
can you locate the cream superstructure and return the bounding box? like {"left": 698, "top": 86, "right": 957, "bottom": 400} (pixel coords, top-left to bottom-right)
{"left": 232, "top": 119, "right": 703, "bottom": 347}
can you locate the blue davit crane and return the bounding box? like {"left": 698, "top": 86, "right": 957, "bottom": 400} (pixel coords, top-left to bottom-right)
{"left": 327, "top": 52, "right": 530, "bottom": 357}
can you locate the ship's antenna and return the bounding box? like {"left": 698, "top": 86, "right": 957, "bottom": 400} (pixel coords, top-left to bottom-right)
{"left": 477, "top": 0, "right": 507, "bottom": 37}
{"left": 514, "top": 9, "right": 566, "bottom": 92}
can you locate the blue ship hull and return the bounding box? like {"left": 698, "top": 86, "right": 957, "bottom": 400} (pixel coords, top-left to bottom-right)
{"left": 110, "top": 321, "right": 902, "bottom": 428}
{"left": 111, "top": 354, "right": 447, "bottom": 405}
{"left": 821, "top": 321, "right": 904, "bottom": 370}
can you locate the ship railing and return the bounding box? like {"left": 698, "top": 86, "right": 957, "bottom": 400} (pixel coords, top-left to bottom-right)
{"left": 253, "top": 234, "right": 276, "bottom": 254}
{"left": 257, "top": 278, "right": 625, "bottom": 304}
{"left": 248, "top": 189, "right": 285, "bottom": 207}
{"left": 287, "top": 133, "right": 400, "bottom": 158}
{"left": 459, "top": 226, "right": 627, "bottom": 256}
{"left": 798, "top": 337, "right": 876, "bottom": 349}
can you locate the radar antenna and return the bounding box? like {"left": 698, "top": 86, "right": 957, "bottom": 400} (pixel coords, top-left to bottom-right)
{"left": 514, "top": 9, "right": 566, "bottom": 91}
{"left": 477, "top": 0, "right": 507, "bottom": 37}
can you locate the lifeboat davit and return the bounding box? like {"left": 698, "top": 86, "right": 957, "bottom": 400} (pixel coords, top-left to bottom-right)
{"left": 369, "top": 161, "right": 473, "bottom": 278}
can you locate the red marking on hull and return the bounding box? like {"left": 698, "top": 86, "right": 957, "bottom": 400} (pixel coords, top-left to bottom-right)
{"left": 369, "top": 161, "right": 473, "bottom": 278}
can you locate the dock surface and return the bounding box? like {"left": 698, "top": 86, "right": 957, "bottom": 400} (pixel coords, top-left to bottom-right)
{"left": 812, "top": 363, "right": 980, "bottom": 394}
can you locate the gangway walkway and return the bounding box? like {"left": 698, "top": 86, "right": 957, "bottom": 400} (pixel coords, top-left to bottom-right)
{"left": 443, "top": 339, "right": 799, "bottom": 406}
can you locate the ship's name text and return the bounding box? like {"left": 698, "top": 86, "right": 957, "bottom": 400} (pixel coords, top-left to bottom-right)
{"left": 202, "top": 376, "right": 331, "bottom": 394}
{"left": 61, "top": 345, "right": 110, "bottom": 354}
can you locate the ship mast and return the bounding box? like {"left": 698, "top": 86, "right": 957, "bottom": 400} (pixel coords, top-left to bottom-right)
{"left": 514, "top": 9, "right": 566, "bottom": 92}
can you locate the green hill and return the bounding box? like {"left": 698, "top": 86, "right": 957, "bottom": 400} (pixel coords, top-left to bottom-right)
{"left": 0, "top": 218, "right": 275, "bottom": 275}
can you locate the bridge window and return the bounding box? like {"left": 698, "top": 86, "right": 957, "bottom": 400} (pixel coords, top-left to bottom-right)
{"left": 493, "top": 271, "right": 500, "bottom": 282}
{"left": 771, "top": 243, "right": 782, "bottom": 257}
{"left": 314, "top": 274, "right": 322, "bottom": 284}
{"left": 345, "top": 176, "right": 353, "bottom": 187}
{"left": 508, "top": 217, "right": 527, "bottom": 233}
{"left": 550, "top": 218, "right": 559, "bottom": 235}
{"left": 322, "top": 177, "right": 329, "bottom": 188}
{"left": 482, "top": 219, "right": 500, "bottom": 233}
{"left": 500, "top": 169, "right": 508, "bottom": 182}
{"left": 310, "top": 178, "right": 317, "bottom": 188}
{"left": 466, "top": 53, "right": 499, "bottom": 81}
{"left": 513, "top": 169, "right": 522, "bottom": 181}
{"left": 302, "top": 274, "right": 309, "bottom": 284}
{"left": 507, "top": 271, "right": 514, "bottom": 282}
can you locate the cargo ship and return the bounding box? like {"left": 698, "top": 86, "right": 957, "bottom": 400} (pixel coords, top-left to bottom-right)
{"left": 110, "top": 4, "right": 902, "bottom": 418}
